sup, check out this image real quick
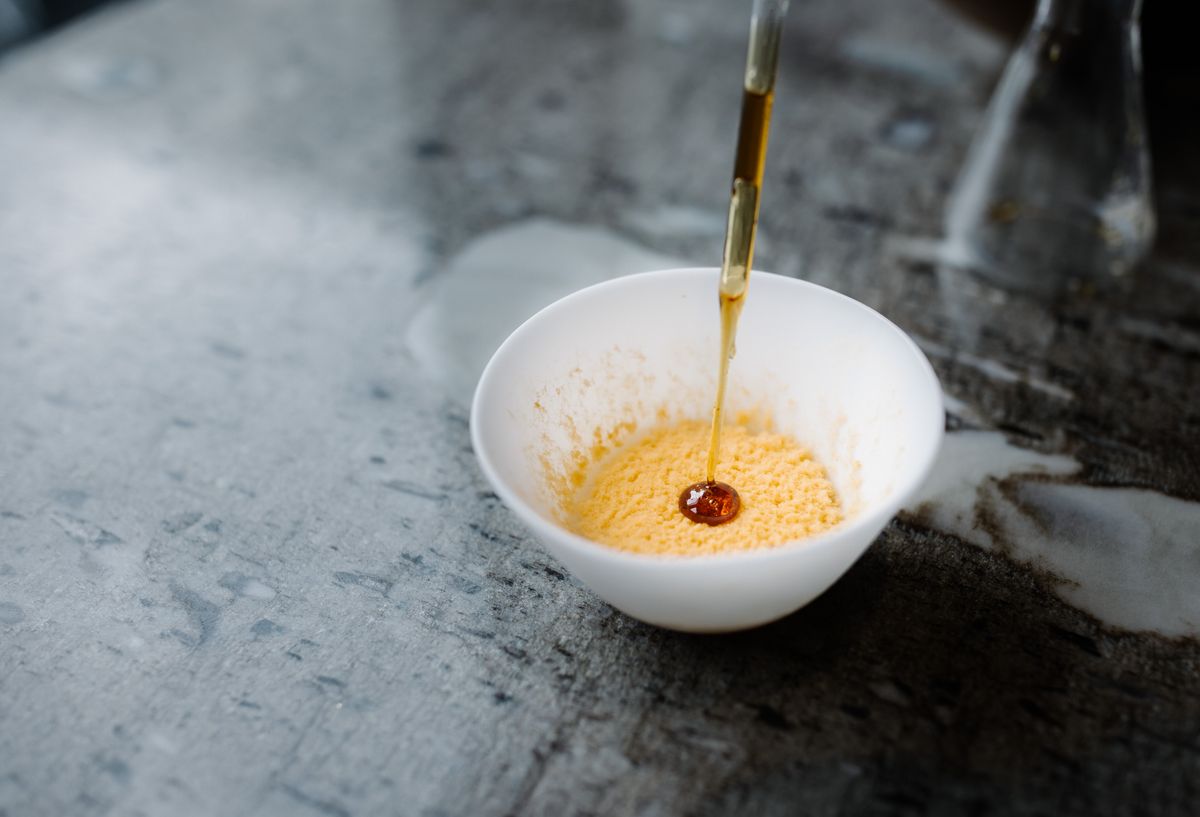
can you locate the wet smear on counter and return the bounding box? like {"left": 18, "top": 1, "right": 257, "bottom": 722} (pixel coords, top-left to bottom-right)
{"left": 908, "top": 430, "right": 1200, "bottom": 637}
{"left": 405, "top": 219, "right": 681, "bottom": 404}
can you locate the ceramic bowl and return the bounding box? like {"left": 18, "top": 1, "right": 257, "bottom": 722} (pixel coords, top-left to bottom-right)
{"left": 471, "top": 268, "right": 943, "bottom": 632}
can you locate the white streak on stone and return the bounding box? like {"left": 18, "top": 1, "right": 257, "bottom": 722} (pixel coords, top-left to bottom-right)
{"left": 909, "top": 431, "right": 1078, "bottom": 553}
{"left": 623, "top": 205, "right": 726, "bottom": 239}
{"left": 406, "top": 219, "right": 683, "bottom": 404}
{"left": 240, "top": 579, "right": 277, "bottom": 601}
{"left": 1118, "top": 316, "right": 1200, "bottom": 355}
{"left": 940, "top": 391, "right": 984, "bottom": 425}
{"left": 910, "top": 431, "right": 1200, "bottom": 636}
{"left": 1013, "top": 482, "right": 1200, "bottom": 636}
{"left": 840, "top": 37, "right": 963, "bottom": 89}
{"left": 915, "top": 336, "right": 1074, "bottom": 400}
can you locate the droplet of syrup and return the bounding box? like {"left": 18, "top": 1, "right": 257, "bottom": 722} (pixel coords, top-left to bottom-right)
{"left": 678, "top": 481, "right": 740, "bottom": 526}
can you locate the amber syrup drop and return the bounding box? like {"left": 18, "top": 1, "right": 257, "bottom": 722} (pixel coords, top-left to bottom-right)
{"left": 678, "top": 481, "right": 741, "bottom": 526}
{"left": 678, "top": 8, "right": 783, "bottom": 527}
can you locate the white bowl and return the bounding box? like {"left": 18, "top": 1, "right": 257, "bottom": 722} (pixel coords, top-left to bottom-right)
{"left": 470, "top": 268, "right": 943, "bottom": 632}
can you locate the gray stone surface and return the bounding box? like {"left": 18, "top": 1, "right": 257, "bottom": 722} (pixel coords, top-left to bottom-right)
{"left": 1, "top": 1, "right": 1199, "bottom": 816}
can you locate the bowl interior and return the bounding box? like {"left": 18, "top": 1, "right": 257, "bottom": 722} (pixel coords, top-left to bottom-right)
{"left": 473, "top": 269, "right": 942, "bottom": 541}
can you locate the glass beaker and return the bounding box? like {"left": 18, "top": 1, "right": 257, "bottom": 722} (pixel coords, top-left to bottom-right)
{"left": 944, "top": 0, "right": 1155, "bottom": 295}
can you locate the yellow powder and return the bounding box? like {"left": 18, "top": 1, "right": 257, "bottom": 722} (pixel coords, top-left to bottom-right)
{"left": 565, "top": 419, "right": 842, "bottom": 556}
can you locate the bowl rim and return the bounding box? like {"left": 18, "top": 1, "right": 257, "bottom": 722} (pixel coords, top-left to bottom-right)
{"left": 469, "top": 267, "right": 944, "bottom": 570}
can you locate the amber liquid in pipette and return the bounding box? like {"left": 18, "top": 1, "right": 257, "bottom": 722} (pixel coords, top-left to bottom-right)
{"left": 708, "top": 86, "right": 772, "bottom": 480}
{"left": 678, "top": 85, "right": 775, "bottom": 527}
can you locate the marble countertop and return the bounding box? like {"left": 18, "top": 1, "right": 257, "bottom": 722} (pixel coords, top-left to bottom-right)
{"left": 1, "top": 0, "right": 1198, "bottom": 815}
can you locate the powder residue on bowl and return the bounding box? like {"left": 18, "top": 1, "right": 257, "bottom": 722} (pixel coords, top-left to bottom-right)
{"left": 565, "top": 418, "right": 842, "bottom": 556}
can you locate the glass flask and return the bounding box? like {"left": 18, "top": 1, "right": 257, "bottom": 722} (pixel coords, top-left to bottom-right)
{"left": 944, "top": 0, "right": 1155, "bottom": 295}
